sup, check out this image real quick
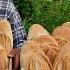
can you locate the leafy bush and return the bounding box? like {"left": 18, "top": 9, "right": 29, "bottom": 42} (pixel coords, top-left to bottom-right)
{"left": 13, "top": 0, "right": 70, "bottom": 33}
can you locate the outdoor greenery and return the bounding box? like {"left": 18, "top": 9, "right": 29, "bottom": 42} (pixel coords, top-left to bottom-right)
{"left": 13, "top": 0, "right": 70, "bottom": 33}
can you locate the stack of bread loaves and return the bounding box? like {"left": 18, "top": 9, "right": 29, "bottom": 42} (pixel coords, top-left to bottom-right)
{"left": 20, "top": 22, "right": 70, "bottom": 70}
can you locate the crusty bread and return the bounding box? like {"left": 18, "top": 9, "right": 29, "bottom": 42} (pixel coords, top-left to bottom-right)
{"left": 53, "top": 42, "right": 70, "bottom": 70}
{"left": 20, "top": 40, "right": 52, "bottom": 70}
{"left": 0, "top": 44, "right": 8, "bottom": 70}
{"left": 0, "top": 19, "right": 13, "bottom": 48}
{"left": 62, "top": 22, "right": 70, "bottom": 29}
{"left": 0, "top": 20, "right": 13, "bottom": 70}
{"left": 52, "top": 26, "right": 70, "bottom": 47}
{"left": 27, "top": 24, "right": 59, "bottom": 64}
{"left": 27, "top": 24, "right": 50, "bottom": 40}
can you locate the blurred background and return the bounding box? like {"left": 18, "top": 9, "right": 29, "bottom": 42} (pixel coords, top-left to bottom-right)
{"left": 13, "top": 0, "right": 70, "bottom": 33}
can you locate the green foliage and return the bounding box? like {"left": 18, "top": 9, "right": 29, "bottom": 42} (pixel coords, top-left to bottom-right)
{"left": 13, "top": 0, "right": 70, "bottom": 33}
{"left": 13, "top": 0, "right": 32, "bottom": 19}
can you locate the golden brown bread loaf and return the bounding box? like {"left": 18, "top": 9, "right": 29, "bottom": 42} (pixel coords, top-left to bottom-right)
{"left": 0, "top": 44, "right": 8, "bottom": 70}
{"left": 52, "top": 26, "right": 70, "bottom": 47}
{"left": 0, "top": 20, "right": 13, "bottom": 70}
{"left": 27, "top": 24, "right": 59, "bottom": 64}
{"left": 53, "top": 42, "right": 70, "bottom": 70}
{"left": 20, "top": 24, "right": 59, "bottom": 70}
{"left": 20, "top": 40, "right": 52, "bottom": 70}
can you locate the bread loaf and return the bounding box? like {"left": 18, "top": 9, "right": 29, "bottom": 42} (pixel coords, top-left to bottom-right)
{"left": 0, "top": 20, "right": 13, "bottom": 70}
{"left": 20, "top": 40, "right": 52, "bottom": 70}
{"left": 27, "top": 24, "right": 59, "bottom": 64}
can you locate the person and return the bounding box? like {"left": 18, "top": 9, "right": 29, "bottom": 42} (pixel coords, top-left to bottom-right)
{"left": 0, "top": 0, "right": 26, "bottom": 70}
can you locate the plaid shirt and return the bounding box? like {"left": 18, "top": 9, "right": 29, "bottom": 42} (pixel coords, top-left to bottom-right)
{"left": 0, "top": 0, "right": 26, "bottom": 48}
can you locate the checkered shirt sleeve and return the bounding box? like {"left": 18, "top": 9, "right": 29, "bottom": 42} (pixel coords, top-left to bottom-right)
{"left": 0, "top": 0, "right": 27, "bottom": 48}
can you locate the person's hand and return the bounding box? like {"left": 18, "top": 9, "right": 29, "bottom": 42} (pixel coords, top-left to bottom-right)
{"left": 8, "top": 47, "right": 20, "bottom": 70}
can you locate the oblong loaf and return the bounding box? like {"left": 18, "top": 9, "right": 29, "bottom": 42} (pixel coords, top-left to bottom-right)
{"left": 20, "top": 40, "right": 52, "bottom": 70}
{"left": 27, "top": 24, "right": 59, "bottom": 64}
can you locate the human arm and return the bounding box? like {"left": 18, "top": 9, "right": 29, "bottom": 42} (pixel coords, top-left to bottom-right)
{"left": 7, "top": 1, "right": 27, "bottom": 70}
